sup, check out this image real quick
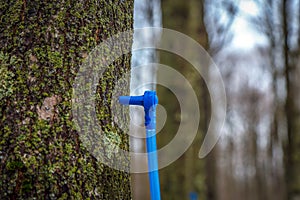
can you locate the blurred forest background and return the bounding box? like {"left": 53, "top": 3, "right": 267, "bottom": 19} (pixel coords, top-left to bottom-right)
{"left": 133, "top": 0, "right": 300, "bottom": 200}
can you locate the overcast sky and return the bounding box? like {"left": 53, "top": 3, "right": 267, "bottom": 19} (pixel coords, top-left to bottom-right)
{"left": 230, "top": 0, "right": 268, "bottom": 50}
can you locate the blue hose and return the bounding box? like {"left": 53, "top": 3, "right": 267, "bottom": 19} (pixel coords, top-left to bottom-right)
{"left": 119, "top": 91, "right": 161, "bottom": 200}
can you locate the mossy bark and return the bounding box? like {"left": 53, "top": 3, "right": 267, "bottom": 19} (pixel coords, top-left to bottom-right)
{"left": 0, "top": 0, "right": 133, "bottom": 199}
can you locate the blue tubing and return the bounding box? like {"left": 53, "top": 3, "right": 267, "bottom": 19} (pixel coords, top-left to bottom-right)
{"left": 119, "top": 91, "right": 161, "bottom": 200}
{"left": 146, "top": 109, "right": 161, "bottom": 200}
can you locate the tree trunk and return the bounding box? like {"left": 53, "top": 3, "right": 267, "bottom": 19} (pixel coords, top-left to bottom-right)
{"left": 130, "top": 0, "right": 161, "bottom": 199}
{"left": 159, "top": 0, "right": 209, "bottom": 199}
{"left": 0, "top": 0, "right": 133, "bottom": 199}
{"left": 283, "top": 0, "right": 300, "bottom": 199}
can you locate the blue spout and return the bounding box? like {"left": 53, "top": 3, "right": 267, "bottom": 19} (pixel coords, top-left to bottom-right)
{"left": 119, "top": 91, "right": 158, "bottom": 127}
{"left": 119, "top": 91, "right": 161, "bottom": 200}
{"left": 119, "top": 95, "right": 144, "bottom": 106}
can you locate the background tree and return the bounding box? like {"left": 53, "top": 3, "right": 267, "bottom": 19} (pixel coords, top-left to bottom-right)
{"left": 0, "top": 0, "right": 133, "bottom": 199}
{"left": 130, "top": 0, "right": 162, "bottom": 199}
{"left": 281, "top": 0, "right": 300, "bottom": 198}
{"left": 158, "top": 0, "right": 210, "bottom": 199}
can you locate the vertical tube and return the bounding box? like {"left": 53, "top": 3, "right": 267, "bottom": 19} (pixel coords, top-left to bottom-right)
{"left": 119, "top": 91, "right": 161, "bottom": 200}
{"left": 146, "top": 105, "right": 161, "bottom": 200}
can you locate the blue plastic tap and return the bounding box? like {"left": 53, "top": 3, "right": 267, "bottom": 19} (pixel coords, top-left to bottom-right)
{"left": 119, "top": 91, "right": 161, "bottom": 200}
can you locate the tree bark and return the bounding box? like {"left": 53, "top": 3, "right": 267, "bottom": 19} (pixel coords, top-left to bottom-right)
{"left": 0, "top": 0, "right": 133, "bottom": 199}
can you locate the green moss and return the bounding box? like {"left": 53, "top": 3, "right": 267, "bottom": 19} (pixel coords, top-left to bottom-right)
{"left": 6, "top": 161, "right": 25, "bottom": 171}
{"left": 0, "top": 52, "right": 19, "bottom": 100}
{"left": 21, "top": 180, "right": 33, "bottom": 193}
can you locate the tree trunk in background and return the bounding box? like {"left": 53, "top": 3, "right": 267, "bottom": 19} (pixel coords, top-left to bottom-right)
{"left": 0, "top": 1, "right": 133, "bottom": 199}
{"left": 283, "top": 0, "right": 300, "bottom": 199}
{"left": 130, "top": 0, "right": 161, "bottom": 199}
{"left": 267, "top": 1, "right": 286, "bottom": 197}
{"left": 188, "top": 1, "right": 216, "bottom": 200}
{"left": 159, "top": 0, "right": 210, "bottom": 199}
